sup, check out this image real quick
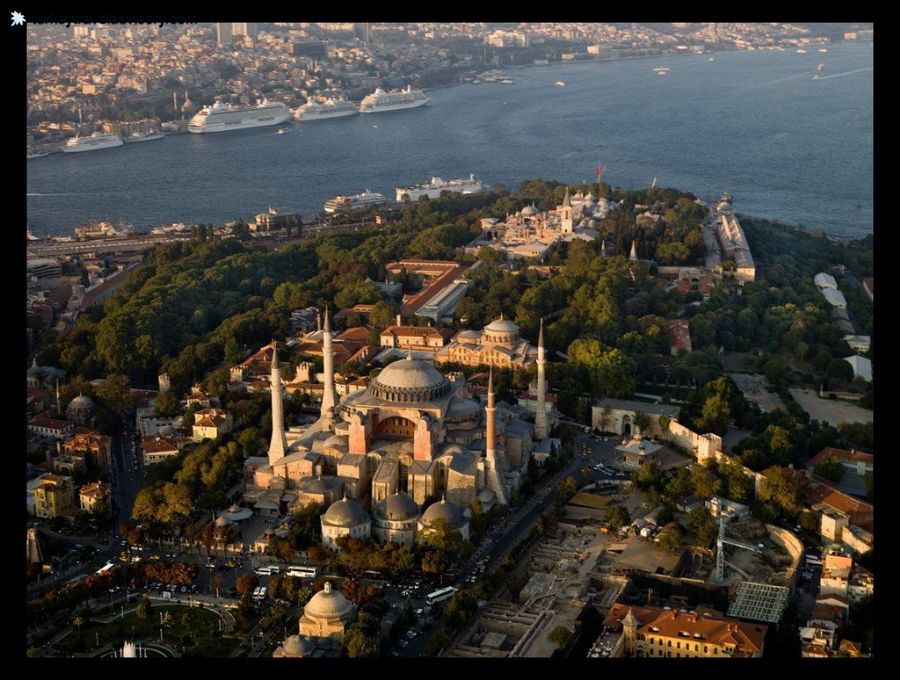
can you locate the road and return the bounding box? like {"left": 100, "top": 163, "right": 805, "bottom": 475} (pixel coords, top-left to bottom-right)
{"left": 110, "top": 418, "right": 143, "bottom": 530}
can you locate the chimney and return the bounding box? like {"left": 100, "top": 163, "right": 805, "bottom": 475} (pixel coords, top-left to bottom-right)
{"left": 396, "top": 314, "right": 401, "bottom": 326}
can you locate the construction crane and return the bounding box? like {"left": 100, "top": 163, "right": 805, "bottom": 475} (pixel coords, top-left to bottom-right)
{"left": 714, "top": 516, "right": 763, "bottom": 583}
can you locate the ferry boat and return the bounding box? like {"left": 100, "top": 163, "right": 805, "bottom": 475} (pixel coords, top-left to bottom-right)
{"left": 819, "top": 48, "right": 828, "bottom": 53}
{"left": 396, "top": 174, "right": 484, "bottom": 202}
{"left": 62, "top": 132, "right": 124, "bottom": 153}
{"left": 123, "top": 130, "right": 166, "bottom": 143}
{"left": 653, "top": 66, "right": 670, "bottom": 75}
{"left": 555, "top": 80, "right": 566, "bottom": 87}
{"left": 323, "top": 189, "right": 388, "bottom": 213}
{"left": 796, "top": 48, "right": 807, "bottom": 54}
{"left": 817, "top": 63, "right": 825, "bottom": 71}
{"left": 294, "top": 96, "right": 359, "bottom": 121}
{"left": 359, "top": 86, "right": 429, "bottom": 113}
{"left": 188, "top": 99, "right": 291, "bottom": 133}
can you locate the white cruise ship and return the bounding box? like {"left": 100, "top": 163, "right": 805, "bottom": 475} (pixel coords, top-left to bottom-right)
{"left": 396, "top": 174, "right": 484, "bottom": 202}
{"left": 61, "top": 132, "right": 124, "bottom": 153}
{"left": 294, "top": 96, "right": 359, "bottom": 121}
{"left": 359, "top": 86, "right": 429, "bottom": 113}
{"left": 324, "top": 190, "right": 388, "bottom": 213}
{"left": 188, "top": 99, "right": 291, "bottom": 133}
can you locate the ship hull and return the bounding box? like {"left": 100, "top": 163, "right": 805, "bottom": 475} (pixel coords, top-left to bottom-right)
{"left": 189, "top": 110, "right": 291, "bottom": 134}
{"left": 61, "top": 139, "right": 124, "bottom": 153}
{"left": 359, "top": 98, "right": 430, "bottom": 114}
{"left": 294, "top": 108, "right": 358, "bottom": 121}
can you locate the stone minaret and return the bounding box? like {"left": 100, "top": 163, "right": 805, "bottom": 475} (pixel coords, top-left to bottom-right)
{"left": 320, "top": 307, "right": 337, "bottom": 427}
{"left": 600, "top": 240, "right": 607, "bottom": 257}
{"left": 534, "top": 318, "right": 548, "bottom": 440}
{"left": 485, "top": 368, "right": 496, "bottom": 464}
{"left": 268, "top": 343, "right": 288, "bottom": 466}
{"left": 560, "top": 187, "right": 573, "bottom": 234}
{"left": 629, "top": 239, "right": 638, "bottom": 261}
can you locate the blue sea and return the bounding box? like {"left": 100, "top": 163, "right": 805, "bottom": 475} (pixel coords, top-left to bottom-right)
{"left": 26, "top": 41, "right": 873, "bottom": 239}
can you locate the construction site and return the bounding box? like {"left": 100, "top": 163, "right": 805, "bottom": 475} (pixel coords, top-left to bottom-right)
{"left": 442, "top": 482, "right": 804, "bottom": 657}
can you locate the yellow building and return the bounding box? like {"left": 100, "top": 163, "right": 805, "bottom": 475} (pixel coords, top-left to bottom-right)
{"left": 33, "top": 474, "right": 75, "bottom": 519}
{"left": 604, "top": 604, "right": 767, "bottom": 658}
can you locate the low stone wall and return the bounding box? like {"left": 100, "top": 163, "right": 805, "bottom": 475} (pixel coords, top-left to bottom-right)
{"left": 765, "top": 525, "right": 803, "bottom": 590}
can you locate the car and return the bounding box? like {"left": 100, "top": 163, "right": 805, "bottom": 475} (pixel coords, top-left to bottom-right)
{"left": 399, "top": 640, "right": 409, "bottom": 648}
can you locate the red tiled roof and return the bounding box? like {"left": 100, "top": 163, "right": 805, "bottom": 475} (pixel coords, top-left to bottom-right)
{"left": 807, "top": 447, "right": 873, "bottom": 468}
{"left": 380, "top": 326, "right": 445, "bottom": 339}
{"left": 141, "top": 435, "right": 179, "bottom": 454}
{"left": 604, "top": 604, "right": 767, "bottom": 654}
{"left": 789, "top": 469, "right": 874, "bottom": 532}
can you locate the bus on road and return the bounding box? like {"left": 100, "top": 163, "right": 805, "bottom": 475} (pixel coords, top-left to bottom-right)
{"left": 286, "top": 566, "right": 319, "bottom": 579}
{"left": 425, "top": 586, "right": 457, "bottom": 606}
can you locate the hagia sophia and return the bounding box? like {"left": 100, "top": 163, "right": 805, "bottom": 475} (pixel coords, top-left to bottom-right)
{"left": 242, "top": 309, "right": 557, "bottom": 552}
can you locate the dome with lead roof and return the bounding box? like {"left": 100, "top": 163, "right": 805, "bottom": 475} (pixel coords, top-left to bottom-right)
{"left": 420, "top": 498, "right": 467, "bottom": 530}
{"left": 303, "top": 582, "right": 356, "bottom": 622}
{"left": 375, "top": 493, "right": 420, "bottom": 522}
{"left": 321, "top": 496, "right": 370, "bottom": 528}
{"left": 369, "top": 356, "right": 452, "bottom": 403}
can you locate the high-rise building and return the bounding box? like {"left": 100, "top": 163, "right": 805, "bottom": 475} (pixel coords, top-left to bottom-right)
{"left": 232, "top": 23, "right": 258, "bottom": 38}
{"left": 216, "top": 22, "right": 233, "bottom": 45}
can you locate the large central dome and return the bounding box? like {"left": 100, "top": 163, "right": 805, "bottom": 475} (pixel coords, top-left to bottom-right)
{"left": 369, "top": 355, "right": 452, "bottom": 403}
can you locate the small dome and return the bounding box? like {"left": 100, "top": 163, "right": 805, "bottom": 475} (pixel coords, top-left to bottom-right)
{"left": 299, "top": 475, "right": 340, "bottom": 496}
{"left": 68, "top": 394, "right": 95, "bottom": 410}
{"left": 228, "top": 503, "right": 242, "bottom": 513}
{"left": 304, "top": 582, "right": 355, "bottom": 621}
{"left": 279, "top": 635, "right": 315, "bottom": 657}
{"left": 484, "top": 317, "right": 519, "bottom": 334}
{"left": 420, "top": 498, "right": 467, "bottom": 530}
{"left": 322, "top": 434, "right": 348, "bottom": 451}
{"left": 27, "top": 360, "right": 42, "bottom": 377}
{"left": 376, "top": 493, "right": 419, "bottom": 522}
{"left": 322, "top": 496, "right": 370, "bottom": 528}
{"left": 520, "top": 204, "right": 537, "bottom": 217}
{"left": 214, "top": 515, "right": 232, "bottom": 527}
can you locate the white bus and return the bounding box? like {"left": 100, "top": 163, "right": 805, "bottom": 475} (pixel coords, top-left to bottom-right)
{"left": 425, "top": 586, "right": 457, "bottom": 606}
{"left": 255, "top": 566, "right": 280, "bottom": 576}
{"left": 286, "top": 566, "right": 319, "bottom": 579}
{"left": 96, "top": 562, "right": 115, "bottom": 575}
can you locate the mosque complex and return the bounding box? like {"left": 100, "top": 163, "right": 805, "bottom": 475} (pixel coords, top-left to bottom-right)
{"left": 242, "top": 309, "right": 558, "bottom": 550}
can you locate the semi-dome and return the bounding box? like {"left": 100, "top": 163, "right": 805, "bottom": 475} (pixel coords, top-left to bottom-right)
{"left": 369, "top": 356, "right": 452, "bottom": 403}
{"left": 376, "top": 493, "right": 420, "bottom": 522}
{"left": 420, "top": 498, "right": 467, "bottom": 530}
{"left": 304, "top": 582, "right": 355, "bottom": 621}
{"left": 322, "top": 496, "right": 370, "bottom": 528}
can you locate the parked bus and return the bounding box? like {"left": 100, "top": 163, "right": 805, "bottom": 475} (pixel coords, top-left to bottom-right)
{"left": 255, "top": 566, "right": 279, "bottom": 576}
{"left": 253, "top": 586, "right": 267, "bottom": 601}
{"left": 96, "top": 562, "right": 115, "bottom": 575}
{"left": 286, "top": 566, "right": 319, "bottom": 579}
{"left": 425, "top": 586, "right": 457, "bottom": 606}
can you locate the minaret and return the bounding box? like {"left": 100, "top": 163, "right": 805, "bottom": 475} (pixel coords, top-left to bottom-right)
{"left": 267, "top": 343, "right": 288, "bottom": 466}
{"left": 320, "top": 307, "right": 337, "bottom": 426}
{"left": 629, "top": 240, "right": 638, "bottom": 261}
{"left": 55, "top": 379, "right": 61, "bottom": 417}
{"left": 534, "top": 318, "right": 548, "bottom": 440}
{"left": 600, "top": 240, "right": 607, "bottom": 257}
{"left": 485, "top": 368, "right": 496, "bottom": 464}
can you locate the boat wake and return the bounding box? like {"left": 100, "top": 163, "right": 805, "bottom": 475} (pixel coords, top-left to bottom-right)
{"left": 813, "top": 67, "right": 873, "bottom": 81}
